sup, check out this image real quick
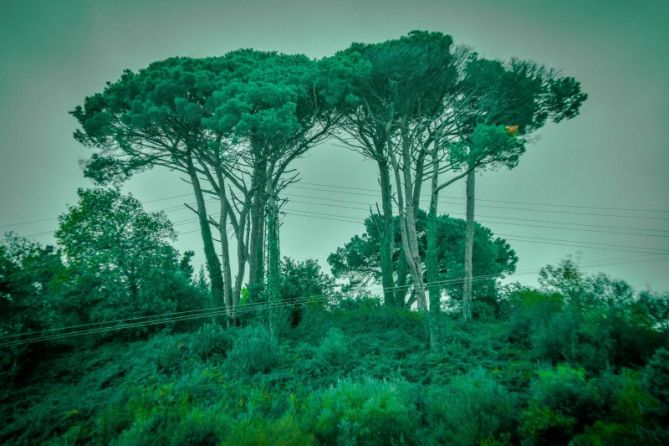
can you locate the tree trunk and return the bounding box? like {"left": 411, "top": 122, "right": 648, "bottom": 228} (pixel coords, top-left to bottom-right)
{"left": 426, "top": 182, "right": 440, "bottom": 349}
{"left": 426, "top": 148, "right": 441, "bottom": 315}
{"left": 463, "top": 168, "right": 475, "bottom": 324}
{"left": 187, "top": 157, "right": 225, "bottom": 310}
{"left": 397, "top": 126, "right": 427, "bottom": 311}
{"left": 377, "top": 159, "right": 396, "bottom": 307}
{"left": 233, "top": 210, "right": 248, "bottom": 316}
{"left": 217, "top": 179, "right": 233, "bottom": 323}
{"left": 396, "top": 244, "right": 409, "bottom": 307}
{"left": 266, "top": 179, "right": 281, "bottom": 337}
{"left": 248, "top": 159, "right": 267, "bottom": 302}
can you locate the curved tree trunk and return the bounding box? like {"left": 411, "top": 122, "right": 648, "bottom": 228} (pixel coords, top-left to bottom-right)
{"left": 187, "top": 156, "right": 225, "bottom": 311}
{"left": 397, "top": 126, "right": 427, "bottom": 311}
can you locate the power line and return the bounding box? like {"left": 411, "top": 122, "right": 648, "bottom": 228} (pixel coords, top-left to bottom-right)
{"left": 285, "top": 197, "right": 669, "bottom": 239}
{"left": 0, "top": 293, "right": 322, "bottom": 343}
{"left": 289, "top": 184, "right": 669, "bottom": 221}
{"left": 381, "top": 255, "right": 666, "bottom": 292}
{"left": 164, "top": 205, "right": 669, "bottom": 256}
{"left": 0, "top": 294, "right": 327, "bottom": 348}
{"left": 6, "top": 182, "right": 668, "bottom": 240}
{"left": 298, "top": 181, "right": 669, "bottom": 214}
{"left": 280, "top": 207, "right": 669, "bottom": 255}
{"left": 284, "top": 191, "right": 669, "bottom": 234}
{"left": 4, "top": 254, "right": 666, "bottom": 348}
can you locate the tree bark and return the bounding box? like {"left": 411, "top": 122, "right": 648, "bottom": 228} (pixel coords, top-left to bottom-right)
{"left": 397, "top": 125, "right": 427, "bottom": 311}
{"left": 216, "top": 177, "right": 233, "bottom": 322}
{"left": 266, "top": 178, "right": 281, "bottom": 337}
{"left": 233, "top": 206, "right": 249, "bottom": 315}
{"left": 187, "top": 155, "right": 225, "bottom": 310}
{"left": 426, "top": 165, "right": 441, "bottom": 349}
{"left": 426, "top": 146, "right": 441, "bottom": 316}
{"left": 463, "top": 167, "right": 475, "bottom": 324}
{"left": 377, "top": 159, "right": 396, "bottom": 307}
{"left": 248, "top": 157, "right": 267, "bottom": 302}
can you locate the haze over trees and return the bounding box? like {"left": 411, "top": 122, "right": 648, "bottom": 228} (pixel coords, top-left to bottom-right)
{"left": 2, "top": 30, "right": 667, "bottom": 445}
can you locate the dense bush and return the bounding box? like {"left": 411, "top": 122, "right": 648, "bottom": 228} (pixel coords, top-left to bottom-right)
{"left": 422, "top": 369, "right": 515, "bottom": 445}
{"left": 227, "top": 325, "right": 280, "bottom": 374}
{"left": 302, "top": 379, "right": 420, "bottom": 445}
{"left": 2, "top": 256, "right": 668, "bottom": 445}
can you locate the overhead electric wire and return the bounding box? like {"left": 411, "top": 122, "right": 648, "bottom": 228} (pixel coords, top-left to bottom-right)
{"left": 1, "top": 292, "right": 321, "bottom": 341}
{"left": 5, "top": 182, "right": 668, "bottom": 239}
{"left": 298, "top": 181, "right": 669, "bottom": 214}
{"left": 280, "top": 207, "right": 669, "bottom": 255}
{"left": 0, "top": 294, "right": 327, "bottom": 347}
{"left": 288, "top": 185, "right": 669, "bottom": 221}
{"left": 285, "top": 190, "right": 669, "bottom": 234}
{"left": 3, "top": 253, "right": 666, "bottom": 348}
{"left": 381, "top": 254, "right": 666, "bottom": 292}
{"left": 284, "top": 197, "right": 669, "bottom": 239}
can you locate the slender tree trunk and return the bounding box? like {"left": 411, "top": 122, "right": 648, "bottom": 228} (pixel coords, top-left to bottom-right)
{"left": 216, "top": 177, "right": 233, "bottom": 323}
{"left": 187, "top": 156, "right": 225, "bottom": 310}
{"left": 233, "top": 210, "right": 248, "bottom": 315}
{"left": 392, "top": 161, "right": 427, "bottom": 311}
{"left": 248, "top": 159, "right": 267, "bottom": 302}
{"left": 397, "top": 126, "right": 427, "bottom": 311}
{"left": 266, "top": 179, "right": 280, "bottom": 337}
{"left": 377, "top": 159, "right": 396, "bottom": 307}
{"left": 426, "top": 180, "right": 441, "bottom": 349}
{"left": 426, "top": 148, "right": 441, "bottom": 315}
{"left": 463, "top": 168, "right": 475, "bottom": 324}
{"left": 396, "top": 244, "right": 408, "bottom": 307}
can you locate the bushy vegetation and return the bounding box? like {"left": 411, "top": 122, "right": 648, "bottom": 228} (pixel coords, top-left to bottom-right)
{"left": 1, "top": 239, "right": 667, "bottom": 445}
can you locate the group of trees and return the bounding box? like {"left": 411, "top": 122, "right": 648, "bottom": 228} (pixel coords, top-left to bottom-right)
{"left": 71, "top": 30, "right": 586, "bottom": 339}
{"left": 7, "top": 29, "right": 669, "bottom": 446}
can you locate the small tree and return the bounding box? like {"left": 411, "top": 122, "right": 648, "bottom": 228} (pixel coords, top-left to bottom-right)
{"left": 55, "top": 188, "right": 203, "bottom": 331}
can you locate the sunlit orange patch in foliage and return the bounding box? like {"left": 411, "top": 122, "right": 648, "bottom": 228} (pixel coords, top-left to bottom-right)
{"left": 505, "top": 125, "right": 519, "bottom": 136}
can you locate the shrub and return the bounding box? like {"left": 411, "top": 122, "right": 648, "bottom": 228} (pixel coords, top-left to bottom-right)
{"left": 227, "top": 325, "right": 279, "bottom": 374}
{"left": 529, "top": 365, "right": 595, "bottom": 420}
{"left": 222, "top": 416, "right": 316, "bottom": 446}
{"left": 520, "top": 365, "right": 599, "bottom": 445}
{"left": 188, "top": 322, "right": 233, "bottom": 362}
{"left": 643, "top": 348, "right": 669, "bottom": 407}
{"left": 313, "top": 328, "right": 349, "bottom": 368}
{"left": 302, "top": 378, "right": 419, "bottom": 445}
{"left": 422, "top": 369, "right": 515, "bottom": 446}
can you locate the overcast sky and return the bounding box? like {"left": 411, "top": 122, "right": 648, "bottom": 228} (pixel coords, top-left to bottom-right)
{"left": 1, "top": 0, "right": 667, "bottom": 292}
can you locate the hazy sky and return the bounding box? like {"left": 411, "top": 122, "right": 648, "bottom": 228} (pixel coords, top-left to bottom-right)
{"left": 1, "top": 0, "right": 668, "bottom": 291}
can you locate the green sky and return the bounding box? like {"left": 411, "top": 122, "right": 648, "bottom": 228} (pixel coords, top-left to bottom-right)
{"left": 1, "top": 0, "right": 667, "bottom": 291}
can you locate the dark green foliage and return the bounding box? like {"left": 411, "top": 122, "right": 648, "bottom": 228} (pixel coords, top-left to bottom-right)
{"left": 227, "top": 325, "right": 280, "bottom": 374}
{"left": 0, "top": 29, "right": 660, "bottom": 446}
{"left": 52, "top": 188, "right": 208, "bottom": 339}
{"left": 279, "top": 257, "right": 334, "bottom": 328}
{"left": 644, "top": 348, "right": 669, "bottom": 406}
{"left": 188, "top": 322, "right": 233, "bottom": 362}
{"left": 328, "top": 211, "right": 516, "bottom": 306}
{"left": 2, "top": 272, "right": 668, "bottom": 445}
{"left": 422, "top": 369, "right": 515, "bottom": 445}
{"left": 302, "top": 379, "right": 420, "bottom": 446}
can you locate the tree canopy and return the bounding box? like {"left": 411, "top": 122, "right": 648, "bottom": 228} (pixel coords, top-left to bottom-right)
{"left": 328, "top": 211, "right": 516, "bottom": 308}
